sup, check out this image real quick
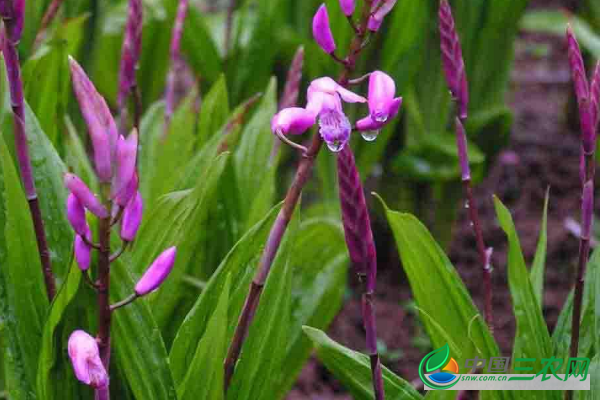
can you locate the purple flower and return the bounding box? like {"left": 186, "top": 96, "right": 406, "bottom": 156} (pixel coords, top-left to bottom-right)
{"left": 340, "top": 0, "right": 355, "bottom": 16}
{"left": 439, "top": 0, "right": 469, "bottom": 119}
{"left": 115, "top": 172, "right": 138, "bottom": 208}
{"left": 271, "top": 107, "right": 316, "bottom": 136}
{"left": 69, "top": 57, "right": 118, "bottom": 182}
{"left": 121, "top": 191, "right": 143, "bottom": 242}
{"left": 356, "top": 71, "right": 402, "bottom": 132}
{"left": 118, "top": 0, "right": 143, "bottom": 110}
{"left": 112, "top": 130, "right": 138, "bottom": 198}
{"left": 367, "top": 0, "right": 397, "bottom": 32}
{"left": 307, "top": 77, "right": 366, "bottom": 151}
{"left": 135, "top": 247, "right": 177, "bottom": 296}
{"left": 68, "top": 330, "right": 108, "bottom": 388}
{"left": 567, "top": 25, "right": 589, "bottom": 107}
{"left": 312, "top": 4, "right": 336, "bottom": 54}
{"left": 64, "top": 173, "right": 109, "bottom": 218}
{"left": 74, "top": 229, "right": 92, "bottom": 271}
{"left": 67, "top": 193, "right": 88, "bottom": 237}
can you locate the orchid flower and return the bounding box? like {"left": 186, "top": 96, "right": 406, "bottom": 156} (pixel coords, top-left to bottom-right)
{"left": 355, "top": 71, "right": 402, "bottom": 138}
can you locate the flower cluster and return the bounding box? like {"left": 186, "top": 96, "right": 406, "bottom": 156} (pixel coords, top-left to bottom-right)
{"left": 271, "top": 72, "right": 401, "bottom": 152}
{"left": 65, "top": 57, "right": 177, "bottom": 390}
{"left": 272, "top": 2, "right": 401, "bottom": 152}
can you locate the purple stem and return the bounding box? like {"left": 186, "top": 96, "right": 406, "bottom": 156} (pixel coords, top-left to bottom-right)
{"left": 33, "top": 0, "right": 65, "bottom": 49}
{"left": 164, "top": 0, "right": 189, "bottom": 132}
{"left": 223, "top": 0, "right": 376, "bottom": 392}
{"left": 95, "top": 186, "right": 112, "bottom": 399}
{"left": 2, "top": 25, "right": 56, "bottom": 300}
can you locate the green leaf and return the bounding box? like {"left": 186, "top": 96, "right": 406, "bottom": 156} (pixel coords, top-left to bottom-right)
{"left": 0, "top": 134, "right": 49, "bottom": 393}
{"left": 521, "top": 11, "right": 600, "bottom": 59}
{"left": 275, "top": 216, "right": 348, "bottom": 397}
{"left": 303, "top": 327, "right": 423, "bottom": 400}
{"left": 234, "top": 78, "right": 277, "bottom": 222}
{"left": 23, "top": 14, "right": 88, "bottom": 150}
{"left": 169, "top": 202, "right": 282, "bottom": 382}
{"left": 379, "top": 195, "right": 499, "bottom": 371}
{"left": 197, "top": 75, "right": 229, "bottom": 147}
{"left": 131, "top": 154, "right": 229, "bottom": 343}
{"left": 110, "top": 256, "right": 178, "bottom": 400}
{"left": 36, "top": 262, "right": 85, "bottom": 400}
{"left": 226, "top": 205, "right": 298, "bottom": 400}
{"left": 145, "top": 91, "right": 199, "bottom": 207}
{"left": 493, "top": 197, "right": 556, "bottom": 383}
{"left": 530, "top": 188, "right": 549, "bottom": 308}
{"left": 181, "top": 7, "right": 223, "bottom": 85}
{"left": 176, "top": 276, "right": 229, "bottom": 400}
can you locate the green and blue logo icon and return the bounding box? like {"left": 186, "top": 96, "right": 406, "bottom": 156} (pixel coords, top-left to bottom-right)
{"left": 418, "top": 344, "right": 460, "bottom": 389}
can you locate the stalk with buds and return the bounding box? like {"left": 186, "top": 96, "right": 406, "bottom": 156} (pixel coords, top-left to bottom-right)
{"left": 118, "top": 0, "right": 143, "bottom": 133}
{"left": 224, "top": 0, "right": 400, "bottom": 395}
{"left": 566, "top": 26, "right": 599, "bottom": 383}
{"left": 0, "top": 0, "right": 57, "bottom": 300}
{"left": 438, "top": 0, "right": 494, "bottom": 330}
{"left": 337, "top": 146, "right": 384, "bottom": 399}
{"left": 164, "top": 0, "right": 190, "bottom": 131}
{"left": 67, "top": 58, "right": 177, "bottom": 400}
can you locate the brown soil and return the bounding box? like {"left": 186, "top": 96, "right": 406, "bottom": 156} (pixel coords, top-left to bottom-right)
{"left": 288, "top": 1, "right": 588, "bottom": 398}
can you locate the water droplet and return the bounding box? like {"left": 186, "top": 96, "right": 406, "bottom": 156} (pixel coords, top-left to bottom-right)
{"left": 374, "top": 114, "right": 388, "bottom": 123}
{"left": 326, "top": 140, "right": 344, "bottom": 152}
{"left": 469, "top": 222, "right": 474, "bottom": 228}
{"left": 361, "top": 130, "right": 380, "bottom": 142}
{"left": 464, "top": 201, "right": 470, "bottom": 209}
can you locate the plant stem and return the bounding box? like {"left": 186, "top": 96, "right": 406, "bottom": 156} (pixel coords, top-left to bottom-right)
{"left": 2, "top": 32, "right": 56, "bottom": 300}
{"left": 363, "top": 290, "right": 385, "bottom": 400}
{"left": 33, "top": 0, "right": 65, "bottom": 50}
{"left": 224, "top": 0, "right": 235, "bottom": 54}
{"left": 569, "top": 152, "right": 595, "bottom": 364}
{"left": 96, "top": 187, "right": 112, "bottom": 400}
{"left": 223, "top": 0, "right": 374, "bottom": 392}
{"left": 462, "top": 179, "right": 493, "bottom": 330}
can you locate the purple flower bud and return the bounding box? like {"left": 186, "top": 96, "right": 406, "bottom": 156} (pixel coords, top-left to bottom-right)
{"left": 165, "top": 0, "right": 190, "bottom": 127}
{"left": 68, "top": 330, "right": 108, "bottom": 388}
{"left": 112, "top": 130, "right": 138, "bottom": 198}
{"left": 64, "top": 173, "right": 109, "bottom": 218}
{"left": 567, "top": 25, "right": 589, "bottom": 107}
{"left": 115, "top": 172, "right": 138, "bottom": 208}
{"left": 312, "top": 4, "right": 336, "bottom": 54}
{"left": 135, "top": 247, "right": 177, "bottom": 296}
{"left": 454, "top": 117, "right": 470, "bottom": 181}
{"left": 271, "top": 107, "right": 316, "bottom": 136}
{"left": 367, "top": 0, "right": 397, "bottom": 32}
{"left": 67, "top": 193, "right": 88, "bottom": 237}
{"left": 339, "top": 0, "right": 355, "bottom": 16}
{"left": 355, "top": 71, "right": 403, "bottom": 133}
{"left": 74, "top": 230, "right": 92, "bottom": 271}
{"left": 69, "top": 56, "right": 118, "bottom": 182}
{"left": 439, "top": 0, "right": 469, "bottom": 118}
{"left": 337, "top": 146, "right": 377, "bottom": 292}
{"left": 582, "top": 181, "right": 594, "bottom": 240}
{"left": 121, "top": 191, "right": 143, "bottom": 242}
{"left": 118, "top": 0, "right": 143, "bottom": 110}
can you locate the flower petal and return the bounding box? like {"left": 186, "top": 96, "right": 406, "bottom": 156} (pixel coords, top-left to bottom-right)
{"left": 271, "top": 107, "right": 316, "bottom": 135}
